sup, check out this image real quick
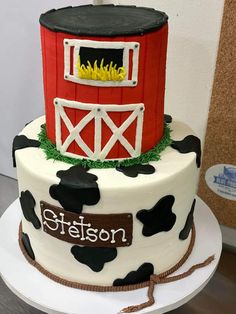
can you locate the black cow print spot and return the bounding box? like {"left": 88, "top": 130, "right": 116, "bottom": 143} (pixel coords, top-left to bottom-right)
{"left": 12, "top": 135, "right": 40, "bottom": 167}
{"left": 113, "top": 263, "right": 154, "bottom": 286}
{"left": 136, "top": 195, "right": 176, "bottom": 237}
{"left": 20, "top": 191, "right": 41, "bottom": 229}
{"left": 71, "top": 246, "right": 117, "bottom": 272}
{"left": 22, "top": 233, "right": 35, "bottom": 260}
{"left": 164, "top": 114, "right": 172, "bottom": 124}
{"left": 179, "top": 199, "right": 196, "bottom": 240}
{"left": 50, "top": 165, "right": 100, "bottom": 213}
{"left": 171, "top": 135, "right": 201, "bottom": 168}
{"left": 116, "top": 164, "right": 155, "bottom": 178}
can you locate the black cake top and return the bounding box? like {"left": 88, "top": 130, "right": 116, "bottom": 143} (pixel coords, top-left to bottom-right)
{"left": 40, "top": 5, "right": 168, "bottom": 37}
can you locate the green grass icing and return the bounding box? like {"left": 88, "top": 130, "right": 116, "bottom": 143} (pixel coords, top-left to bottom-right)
{"left": 38, "top": 124, "right": 172, "bottom": 169}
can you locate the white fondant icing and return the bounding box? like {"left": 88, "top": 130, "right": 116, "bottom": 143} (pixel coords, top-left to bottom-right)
{"left": 64, "top": 39, "right": 139, "bottom": 87}
{"left": 54, "top": 98, "right": 144, "bottom": 160}
{"left": 16, "top": 116, "right": 198, "bottom": 285}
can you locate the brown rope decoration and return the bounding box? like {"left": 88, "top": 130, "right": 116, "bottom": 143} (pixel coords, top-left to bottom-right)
{"left": 121, "top": 255, "right": 214, "bottom": 313}
{"left": 18, "top": 223, "right": 214, "bottom": 313}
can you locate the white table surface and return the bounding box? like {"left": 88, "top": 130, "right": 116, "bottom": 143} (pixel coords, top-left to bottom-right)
{"left": 0, "top": 197, "right": 222, "bottom": 314}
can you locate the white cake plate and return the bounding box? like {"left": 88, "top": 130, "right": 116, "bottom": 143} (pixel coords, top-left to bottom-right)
{"left": 0, "top": 197, "right": 222, "bottom": 314}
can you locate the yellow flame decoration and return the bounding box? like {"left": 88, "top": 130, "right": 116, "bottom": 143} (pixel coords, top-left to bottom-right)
{"left": 77, "top": 56, "right": 126, "bottom": 81}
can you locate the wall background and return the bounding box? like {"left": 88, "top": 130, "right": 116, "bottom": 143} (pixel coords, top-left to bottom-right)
{"left": 198, "top": 0, "right": 236, "bottom": 245}
{"left": 0, "top": 0, "right": 92, "bottom": 178}
{"left": 0, "top": 0, "right": 224, "bottom": 179}
{"left": 103, "top": 0, "right": 224, "bottom": 140}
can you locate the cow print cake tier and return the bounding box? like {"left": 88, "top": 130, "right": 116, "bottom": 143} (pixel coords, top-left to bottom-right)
{"left": 13, "top": 5, "right": 206, "bottom": 312}
{"left": 15, "top": 115, "right": 199, "bottom": 286}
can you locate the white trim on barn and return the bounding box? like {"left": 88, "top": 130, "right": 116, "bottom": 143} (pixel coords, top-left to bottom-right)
{"left": 64, "top": 39, "right": 140, "bottom": 87}
{"left": 54, "top": 98, "right": 144, "bottom": 160}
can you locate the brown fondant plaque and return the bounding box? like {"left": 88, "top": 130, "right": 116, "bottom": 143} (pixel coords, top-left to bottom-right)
{"left": 40, "top": 201, "right": 133, "bottom": 247}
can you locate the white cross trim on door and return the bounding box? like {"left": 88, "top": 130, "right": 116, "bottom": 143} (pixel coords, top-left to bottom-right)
{"left": 54, "top": 98, "right": 145, "bottom": 161}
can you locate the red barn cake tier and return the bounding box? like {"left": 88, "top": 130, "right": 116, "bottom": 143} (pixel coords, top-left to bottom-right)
{"left": 40, "top": 5, "right": 168, "bottom": 160}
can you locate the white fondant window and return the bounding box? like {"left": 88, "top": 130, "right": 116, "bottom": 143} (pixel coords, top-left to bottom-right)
{"left": 64, "top": 39, "right": 139, "bottom": 87}
{"left": 54, "top": 98, "right": 144, "bottom": 160}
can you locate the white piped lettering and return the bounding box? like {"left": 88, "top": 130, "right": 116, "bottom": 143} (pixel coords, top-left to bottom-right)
{"left": 99, "top": 229, "right": 110, "bottom": 242}
{"left": 110, "top": 228, "right": 127, "bottom": 243}
{"left": 68, "top": 226, "right": 80, "bottom": 238}
{"left": 86, "top": 228, "right": 98, "bottom": 242}
{"left": 73, "top": 217, "right": 91, "bottom": 240}
{"left": 41, "top": 207, "right": 131, "bottom": 247}
{"left": 55, "top": 213, "right": 71, "bottom": 235}
{"left": 43, "top": 209, "right": 59, "bottom": 231}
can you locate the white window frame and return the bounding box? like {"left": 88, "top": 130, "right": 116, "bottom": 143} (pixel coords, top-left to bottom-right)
{"left": 54, "top": 98, "right": 145, "bottom": 161}
{"left": 64, "top": 39, "right": 140, "bottom": 87}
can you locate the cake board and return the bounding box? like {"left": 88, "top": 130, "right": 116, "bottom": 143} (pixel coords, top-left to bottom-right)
{"left": 0, "top": 197, "right": 222, "bottom": 314}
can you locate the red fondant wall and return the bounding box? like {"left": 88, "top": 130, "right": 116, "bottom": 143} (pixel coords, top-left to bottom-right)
{"left": 41, "top": 24, "right": 168, "bottom": 159}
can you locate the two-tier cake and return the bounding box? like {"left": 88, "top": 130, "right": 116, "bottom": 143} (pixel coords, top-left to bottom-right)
{"left": 13, "top": 5, "right": 207, "bottom": 312}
